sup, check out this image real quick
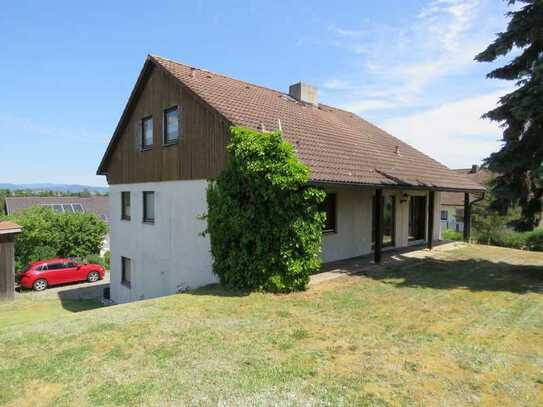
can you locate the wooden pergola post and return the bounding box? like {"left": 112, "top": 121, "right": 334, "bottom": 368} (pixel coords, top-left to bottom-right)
{"left": 0, "top": 222, "right": 22, "bottom": 301}
{"left": 463, "top": 192, "right": 471, "bottom": 242}
{"left": 374, "top": 188, "right": 384, "bottom": 263}
{"left": 427, "top": 190, "right": 435, "bottom": 250}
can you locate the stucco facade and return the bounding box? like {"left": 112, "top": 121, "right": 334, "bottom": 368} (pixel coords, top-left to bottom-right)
{"left": 109, "top": 181, "right": 442, "bottom": 303}
{"left": 109, "top": 180, "right": 217, "bottom": 304}
{"left": 322, "top": 187, "right": 441, "bottom": 262}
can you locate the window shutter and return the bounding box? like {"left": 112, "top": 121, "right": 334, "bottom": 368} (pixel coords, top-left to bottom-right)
{"left": 135, "top": 120, "right": 141, "bottom": 152}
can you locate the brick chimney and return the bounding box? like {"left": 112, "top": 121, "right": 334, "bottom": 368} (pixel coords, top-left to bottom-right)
{"left": 470, "top": 164, "right": 479, "bottom": 173}
{"left": 289, "top": 82, "right": 318, "bottom": 106}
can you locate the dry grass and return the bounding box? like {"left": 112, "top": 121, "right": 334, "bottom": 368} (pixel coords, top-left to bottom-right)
{"left": 1, "top": 244, "right": 542, "bottom": 406}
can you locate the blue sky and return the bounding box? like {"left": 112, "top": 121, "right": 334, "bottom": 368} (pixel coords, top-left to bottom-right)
{"left": 1, "top": 0, "right": 512, "bottom": 186}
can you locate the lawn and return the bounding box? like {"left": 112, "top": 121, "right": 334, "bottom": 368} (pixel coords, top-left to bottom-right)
{"left": 1, "top": 244, "right": 542, "bottom": 406}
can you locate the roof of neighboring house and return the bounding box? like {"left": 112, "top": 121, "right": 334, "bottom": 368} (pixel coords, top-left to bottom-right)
{"left": 441, "top": 168, "right": 492, "bottom": 206}
{"left": 4, "top": 196, "right": 110, "bottom": 226}
{"left": 97, "top": 55, "right": 484, "bottom": 192}
{"left": 0, "top": 221, "right": 22, "bottom": 235}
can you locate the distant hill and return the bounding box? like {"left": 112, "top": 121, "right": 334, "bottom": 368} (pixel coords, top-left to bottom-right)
{"left": 0, "top": 183, "right": 109, "bottom": 194}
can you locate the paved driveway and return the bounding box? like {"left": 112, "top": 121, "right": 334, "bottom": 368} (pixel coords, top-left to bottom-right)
{"left": 17, "top": 272, "right": 110, "bottom": 300}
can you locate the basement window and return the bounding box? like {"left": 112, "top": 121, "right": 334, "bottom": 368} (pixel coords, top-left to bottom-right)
{"left": 121, "top": 257, "right": 131, "bottom": 288}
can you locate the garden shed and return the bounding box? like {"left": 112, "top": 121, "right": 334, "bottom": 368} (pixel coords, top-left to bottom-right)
{"left": 0, "top": 221, "right": 22, "bottom": 300}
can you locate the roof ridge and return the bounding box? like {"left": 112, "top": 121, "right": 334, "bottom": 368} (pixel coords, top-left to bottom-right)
{"left": 149, "top": 54, "right": 335, "bottom": 108}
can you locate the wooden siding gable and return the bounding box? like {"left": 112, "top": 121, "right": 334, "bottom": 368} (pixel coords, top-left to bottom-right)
{"left": 98, "top": 57, "right": 231, "bottom": 185}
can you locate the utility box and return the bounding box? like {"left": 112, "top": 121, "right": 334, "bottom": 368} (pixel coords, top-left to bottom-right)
{"left": 0, "top": 222, "right": 22, "bottom": 301}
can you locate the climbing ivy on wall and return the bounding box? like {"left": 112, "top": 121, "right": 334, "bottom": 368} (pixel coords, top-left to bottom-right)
{"left": 206, "top": 126, "right": 325, "bottom": 292}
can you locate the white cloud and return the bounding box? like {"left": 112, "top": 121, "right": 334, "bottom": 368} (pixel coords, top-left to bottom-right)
{"left": 323, "top": 0, "right": 507, "bottom": 113}
{"left": 380, "top": 89, "right": 509, "bottom": 168}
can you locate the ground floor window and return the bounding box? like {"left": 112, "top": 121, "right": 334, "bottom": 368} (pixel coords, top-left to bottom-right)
{"left": 441, "top": 210, "right": 448, "bottom": 221}
{"left": 321, "top": 193, "right": 337, "bottom": 233}
{"left": 372, "top": 195, "right": 396, "bottom": 248}
{"left": 121, "top": 257, "right": 131, "bottom": 288}
{"left": 409, "top": 196, "right": 426, "bottom": 241}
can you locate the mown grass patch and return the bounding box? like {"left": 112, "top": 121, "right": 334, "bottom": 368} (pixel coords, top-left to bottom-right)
{"left": 0, "top": 244, "right": 542, "bottom": 406}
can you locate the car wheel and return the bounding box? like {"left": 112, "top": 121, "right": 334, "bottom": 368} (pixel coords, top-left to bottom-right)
{"left": 87, "top": 271, "right": 100, "bottom": 283}
{"left": 33, "top": 279, "right": 48, "bottom": 291}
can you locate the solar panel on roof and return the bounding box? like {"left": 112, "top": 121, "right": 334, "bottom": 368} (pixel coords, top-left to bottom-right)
{"left": 72, "top": 204, "right": 84, "bottom": 212}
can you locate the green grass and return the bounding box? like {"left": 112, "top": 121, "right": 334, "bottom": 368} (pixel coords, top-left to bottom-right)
{"left": 1, "top": 244, "right": 543, "bottom": 406}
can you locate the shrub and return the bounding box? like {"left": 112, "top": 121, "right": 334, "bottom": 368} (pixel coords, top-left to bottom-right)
{"left": 442, "top": 229, "right": 462, "bottom": 241}
{"left": 2, "top": 206, "right": 108, "bottom": 271}
{"left": 103, "top": 250, "right": 111, "bottom": 269}
{"left": 525, "top": 229, "right": 543, "bottom": 251}
{"left": 206, "top": 126, "right": 325, "bottom": 292}
{"left": 83, "top": 254, "right": 106, "bottom": 268}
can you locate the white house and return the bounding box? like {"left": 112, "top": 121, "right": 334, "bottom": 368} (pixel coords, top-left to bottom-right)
{"left": 440, "top": 166, "right": 491, "bottom": 232}
{"left": 97, "top": 55, "right": 484, "bottom": 304}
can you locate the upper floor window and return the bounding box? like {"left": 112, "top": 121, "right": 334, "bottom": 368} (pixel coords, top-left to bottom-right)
{"left": 143, "top": 191, "right": 155, "bottom": 223}
{"left": 164, "top": 106, "right": 180, "bottom": 144}
{"left": 121, "top": 191, "right": 131, "bottom": 220}
{"left": 141, "top": 116, "right": 153, "bottom": 150}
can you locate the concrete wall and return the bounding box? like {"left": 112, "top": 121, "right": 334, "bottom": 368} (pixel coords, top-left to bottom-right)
{"left": 109, "top": 180, "right": 216, "bottom": 304}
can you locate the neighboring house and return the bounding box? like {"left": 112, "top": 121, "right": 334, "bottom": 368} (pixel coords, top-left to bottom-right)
{"left": 440, "top": 166, "right": 491, "bottom": 232}
{"left": 97, "top": 55, "right": 484, "bottom": 304}
{"left": 4, "top": 196, "right": 111, "bottom": 254}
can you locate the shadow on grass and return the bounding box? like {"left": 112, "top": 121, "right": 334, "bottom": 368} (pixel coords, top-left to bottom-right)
{"left": 57, "top": 298, "right": 104, "bottom": 312}
{"left": 186, "top": 283, "right": 251, "bottom": 298}
{"left": 363, "top": 256, "right": 543, "bottom": 294}
{"left": 57, "top": 284, "right": 108, "bottom": 312}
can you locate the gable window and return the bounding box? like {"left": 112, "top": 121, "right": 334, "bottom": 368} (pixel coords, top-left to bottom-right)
{"left": 143, "top": 191, "right": 155, "bottom": 223}
{"left": 141, "top": 116, "right": 153, "bottom": 150}
{"left": 440, "top": 210, "right": 448, "bottom": 221}
{"left": 121, "top": 192, "right": 131, "bottom": 220}
{"left": 121, "top": 257, "right": 131, "bottom": 288}
{"left": 321, "top": 193, "right": 337, "bottom": 233}
{"left": 164, "top": 106, "right": 180, "bottom": 144}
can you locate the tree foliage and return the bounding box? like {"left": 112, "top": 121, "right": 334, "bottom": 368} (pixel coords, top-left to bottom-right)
{"left": 475, "top": 0, "right": 543, "bottom": 230}
{"left": 2, "top": 206, "right": 108, "bottom": 270}
{"left": 206, "top": 126, "right": 325, "bottom": 292}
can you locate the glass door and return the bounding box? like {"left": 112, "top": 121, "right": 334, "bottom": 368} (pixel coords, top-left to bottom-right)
{"left": 409, "top": 196, "right": 426, "bottom": 241}
{"left": 372, "top": 195, "right": 396, "bottom": 248}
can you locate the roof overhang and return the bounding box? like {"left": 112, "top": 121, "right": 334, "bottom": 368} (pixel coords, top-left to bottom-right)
{"left": 309, "top": 180, "right": 486, "bottom": 194}
{"left": 0, "top": 222, "right": 22, "bottom": 235}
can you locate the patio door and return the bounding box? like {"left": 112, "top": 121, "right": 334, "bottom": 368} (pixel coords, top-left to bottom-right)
{"left": 372, "top": 195, "right": 396, "bottom": 248}
{"left": 409, "top": 196, "right": 426, "bottom": 241}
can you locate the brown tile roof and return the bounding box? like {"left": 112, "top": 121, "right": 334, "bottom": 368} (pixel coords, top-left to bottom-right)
{"left": 5, "top": 196, "right": 110, "bottom": 225}
{"left": 99, "top": 55, "right": 484, "bottom": 192}
{"left": 441, "top": 168, "right": 492, "bottom": 206}
{"left": 0, "top": 221, "right": 22, "bottom": 234}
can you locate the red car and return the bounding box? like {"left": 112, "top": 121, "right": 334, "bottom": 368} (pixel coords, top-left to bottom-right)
{"left": 19, "top": 258, "right": 106, "bottom": 291}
